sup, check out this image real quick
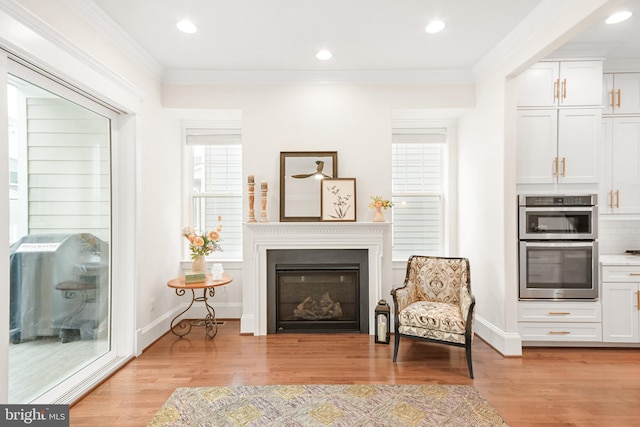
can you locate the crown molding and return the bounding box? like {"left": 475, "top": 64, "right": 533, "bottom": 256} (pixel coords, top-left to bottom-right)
{"left": 545, "top": 42, "right": 618, "bottom": 59}
{"left": 0, "top": 0, "right": 147, "bottom": 100}
{"left": 603, "top": 58, "right": 640, "bottom": 72}
{"left": 63, "top": 0, "right": 163, "bottom": 80}
{"left": 162, "top": 68, "right": 474, "bottom": 86}
{"left": 12, "top": 0, "right": 475, "bottom": 87}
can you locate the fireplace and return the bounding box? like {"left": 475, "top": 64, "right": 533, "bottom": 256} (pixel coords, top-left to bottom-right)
{"left": 242, "top": 222, "right": 391, "bottom": 336}
{"left": 267, "top": 249, "right": 369, "bottom": 333}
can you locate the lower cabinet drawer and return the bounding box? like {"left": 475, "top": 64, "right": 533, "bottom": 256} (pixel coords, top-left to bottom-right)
{"left": 602, "top": 266, "right": 640, "bottom": 282}
{"left": 519, "top": 322, "right": 603, "bottom": 342}
{"left": 518, "top": 301, "right": 601, "bottom": 322}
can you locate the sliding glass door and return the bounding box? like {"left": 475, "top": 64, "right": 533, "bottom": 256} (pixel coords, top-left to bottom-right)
{"left": 7, "top": 70, "right": 113, "bottom": 403}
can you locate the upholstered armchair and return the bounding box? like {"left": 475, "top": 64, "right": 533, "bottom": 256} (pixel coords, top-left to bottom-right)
{"left": 390, "top": 256, "right": 476, "bottom": 378}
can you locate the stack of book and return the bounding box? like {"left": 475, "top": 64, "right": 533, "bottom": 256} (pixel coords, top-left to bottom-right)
{"left": 184, "top": 272, "right": 206, "bottom": 284}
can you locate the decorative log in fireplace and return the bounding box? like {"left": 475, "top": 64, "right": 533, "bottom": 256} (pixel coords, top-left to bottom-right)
{"left": 294, "top": 293, "right": 343, "bottom": 320}
{"left": 267, "top": 249, "right": 369, "bottom": 333}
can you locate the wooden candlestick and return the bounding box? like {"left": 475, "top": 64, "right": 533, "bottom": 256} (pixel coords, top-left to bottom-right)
{"left": 247, "top": 175, "right": 257, "bottom": 223}
{"left": 260, "top": 181, "right": 269, "bottom": 222}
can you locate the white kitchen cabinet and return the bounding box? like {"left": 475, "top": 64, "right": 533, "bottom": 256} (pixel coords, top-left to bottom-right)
{"left": 517, "top": 61, "right": 603, "bottom": 108}
{"left": 517, "top": 108, "right": 601, "bottom": 184}
{"left": 602, "top": 265, "right": 640, "bottom": 342}
{"left": 601, "top": 116, "right": 640, "bottom": 214}
{"left": 603, "top": 73, "right": 640, "bottom": 115}
{"left": 518, "top": 301, "right": 602, "bottom": 343}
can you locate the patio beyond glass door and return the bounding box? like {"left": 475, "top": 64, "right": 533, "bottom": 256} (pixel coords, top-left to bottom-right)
{"left": 7, "top": 75, "right": 111, "bottom": 403}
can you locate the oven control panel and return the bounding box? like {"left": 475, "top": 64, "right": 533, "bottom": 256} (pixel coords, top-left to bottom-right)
{"left": 520, "top": 194, "right": 597, "bottom": 207}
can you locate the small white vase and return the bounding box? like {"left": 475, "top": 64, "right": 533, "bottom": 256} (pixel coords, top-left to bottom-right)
{"left": 372, "top": 206, "right": 385, "bottom": 222}
{"left": 191, "top": 255, "right": 207, "bottom": 273}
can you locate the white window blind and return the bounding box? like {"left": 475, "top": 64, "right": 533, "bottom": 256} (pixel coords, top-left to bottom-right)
{"left": 391, "top": 129, "right": 446, "bottom": 261}
{"left": 187, "top": 129, "right": 242, "bottom": 259}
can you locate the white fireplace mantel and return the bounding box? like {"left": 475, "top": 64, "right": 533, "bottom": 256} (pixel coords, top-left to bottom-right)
{"left": 241, "top": 222, "right": 392, "bottom": 335}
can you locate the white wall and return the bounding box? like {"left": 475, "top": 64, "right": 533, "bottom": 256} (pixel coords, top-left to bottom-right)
{"left": 162, "top": 83, "right": 475, "bottom": 334}
{"left": 163, "top": 84, "right": 474, "bottom": 223}
{"left": 457, "top": 0, "right": 620, "bottom": 356}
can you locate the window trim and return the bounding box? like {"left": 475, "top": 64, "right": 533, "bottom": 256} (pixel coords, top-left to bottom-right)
{"left": 181, "top": 119, "right": 243, "bottom": 262}
{"left": 390, "top": 118, "right": 457, "bottom": 260}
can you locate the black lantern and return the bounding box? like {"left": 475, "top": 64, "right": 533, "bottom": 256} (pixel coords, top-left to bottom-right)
{"left": 374, "top": 299, "right": 391, "bottom": 344}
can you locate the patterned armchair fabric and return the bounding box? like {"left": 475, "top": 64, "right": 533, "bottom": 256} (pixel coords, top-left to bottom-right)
{"left": 391, "top": 256, "right": 476, "bottom": 378}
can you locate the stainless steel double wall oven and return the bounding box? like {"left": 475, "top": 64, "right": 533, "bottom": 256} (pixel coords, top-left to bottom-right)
{"left": 518, "top": 194, "right": 598, "bottom": 300}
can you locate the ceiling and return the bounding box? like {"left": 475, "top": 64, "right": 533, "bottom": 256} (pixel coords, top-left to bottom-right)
{"left": 86, "top": 0, "right": 639, "bottom": 79}
{"left": 553, "top": 0, "right": 640, "bottom": 61}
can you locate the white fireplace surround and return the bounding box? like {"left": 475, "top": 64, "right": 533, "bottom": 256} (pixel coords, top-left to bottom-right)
{"left": 242, "top": 222, "right": 392, "bottom": 335}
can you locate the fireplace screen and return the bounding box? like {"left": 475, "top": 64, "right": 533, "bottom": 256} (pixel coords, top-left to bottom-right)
{"left": 276, "top": 269, "right": 359, "bottom": 332}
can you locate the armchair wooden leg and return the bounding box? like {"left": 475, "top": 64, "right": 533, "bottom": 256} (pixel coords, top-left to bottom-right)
{"left": 465, "top": 342, "right": 474, "bottom": 379}
{"left": 392, "top": 332, "right": 400, "bottom": 362}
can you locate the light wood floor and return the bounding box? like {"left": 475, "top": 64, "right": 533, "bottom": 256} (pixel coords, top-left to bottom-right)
{"left": 70, "top": 320, "right": 640, "bottom": 426}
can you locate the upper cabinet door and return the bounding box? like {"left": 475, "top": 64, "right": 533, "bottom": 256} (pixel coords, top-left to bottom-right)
{"left": 517, "top": 61, "right": 603, "bottom": 108}
{"left": 558, "top": 61, "right": 603, "bottom": 107}
{"left": 611, "top": 117, "right": 640, "bottom": 214}
{"left": 557, "top": 108, "right": 601, "bottom": 184}
{"left": 516, "top": 109, "right": 558, "bottom": 184}
{"left": 517, "top": 62, "right": 559, "bottom": 108}
{"left": 604, "top": 73, "right": 640, "bottom": 115}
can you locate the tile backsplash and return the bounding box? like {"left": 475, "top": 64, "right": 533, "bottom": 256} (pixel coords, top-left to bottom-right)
{"left": 599, "top": 218, "right": 640, "bottom": 254}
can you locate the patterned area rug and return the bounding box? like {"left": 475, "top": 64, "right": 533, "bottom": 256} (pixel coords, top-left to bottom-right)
{"left": 147, "top": 384, "right": 508, "bottom": 427}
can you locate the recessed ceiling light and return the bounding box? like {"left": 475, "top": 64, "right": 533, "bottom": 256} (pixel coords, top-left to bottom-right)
{"left": 176, "top": 19, "right": 198, "bottom": 34}
{"left": 605, "top": 11, "right": 632, "bottom": 24}
{"left": 316, "top": 50, "right": 333, "bottom": 60}
{"left": 425, "top": 20, "right": 446, "bottom": 34}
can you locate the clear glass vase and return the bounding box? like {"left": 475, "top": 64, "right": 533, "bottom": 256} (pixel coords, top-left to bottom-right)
{"left": 191, "top": 255, "right": 207, "bottom": 273}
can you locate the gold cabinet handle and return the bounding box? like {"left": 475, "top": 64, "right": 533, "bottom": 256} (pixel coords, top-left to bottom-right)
{"left": 609, "top": 190, "right": 614, "bottom": 208}
{"left": 611, "top": 90, "right": 615, "bottom": 109}
{"left": 617, "top": 89, "right": 621, "bottom": 108}
{"left": 637, "top": 291, "right": 640, "bottom": 310}
{"left": 616, "top": 190, "right": 620, "bottom": 208}
{"left": 549, "top": 331, "right": 571, "bottom": 335}
{"left": 554, "top": 157, "right": 559, "bottom": 177}
{"left": 561, "top": 157, "right": 566, "bottom": 177}
{"left": 554, "top": 79, "right": 560, "bottom": 100}
{"left": 549, "top": 311, "right": 571, "bottom": 315}
{"left": 630, "top": 273, "right": 640, "bottom": 276}
{"left": 562, "top": 78, "right": 567, "bottom": 99}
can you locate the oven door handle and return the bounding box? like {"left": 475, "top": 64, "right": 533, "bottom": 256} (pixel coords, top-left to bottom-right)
{"left": 522, "top": 206, "right": 595, "bottom": 213}
{"left": 522, "top": 241, "right": 595, "bottom": 248}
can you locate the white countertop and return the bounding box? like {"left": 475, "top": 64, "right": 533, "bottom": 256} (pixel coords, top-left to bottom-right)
{"left": 600, "top": 254, "right": 640, "bottom": 266}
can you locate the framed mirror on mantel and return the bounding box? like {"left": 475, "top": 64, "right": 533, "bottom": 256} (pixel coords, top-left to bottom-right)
{"left": 279, "top": 151, "right": 338, "bottom": 222}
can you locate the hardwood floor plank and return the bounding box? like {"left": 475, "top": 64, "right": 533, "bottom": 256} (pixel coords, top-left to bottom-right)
{"left": 69, "top": 320, "right": 640, "bottom": 426}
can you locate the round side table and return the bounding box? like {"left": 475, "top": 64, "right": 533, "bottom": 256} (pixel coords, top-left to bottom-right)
{"left": 167, "top": 274, "right": 232, "bottom": 339}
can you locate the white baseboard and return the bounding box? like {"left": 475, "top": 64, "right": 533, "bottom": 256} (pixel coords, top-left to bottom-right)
{"left": 474, "top": 315, "right": 522, "bottom": 356}
{"left": 137, "top": 303, "right": 243, "bottom": 354}
{"left": 136, "top": 306, "right": 180, "bottom": 355}
{"left": 240, "top": 314, "right": 255, "bottom": 335}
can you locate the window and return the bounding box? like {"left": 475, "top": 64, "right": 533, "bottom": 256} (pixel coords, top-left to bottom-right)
{"left": 186, "top": 128, "right": 242, "bottom": 259}
{"left": 391, "top": 128, "right": 447, "bottom": 260}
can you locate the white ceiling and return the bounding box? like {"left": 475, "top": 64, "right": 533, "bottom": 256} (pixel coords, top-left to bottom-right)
{"left": 86, "top": 0, "right": 639, "bottom": 79}
{"left": 553, "top": 0, "right": 640, "bottom": 62}
{"left": 89, "top": 0, "right": 541, "bottom": 72}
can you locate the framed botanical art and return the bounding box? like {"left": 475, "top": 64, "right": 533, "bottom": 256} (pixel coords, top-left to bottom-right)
{"left": 321, "top": 178, "right": 356, "bottom": 222}
{"left": 279, "top": 151, "right": 338, "bottom": 222}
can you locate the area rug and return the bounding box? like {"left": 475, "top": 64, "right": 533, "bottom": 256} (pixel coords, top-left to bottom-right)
{"left": 147, "top": 384, "right": 508, "bottom": 427}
